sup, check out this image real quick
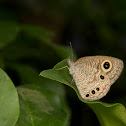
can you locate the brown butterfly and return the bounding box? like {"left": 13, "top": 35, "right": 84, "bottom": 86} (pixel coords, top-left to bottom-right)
{"left": 67, "top": 56, "right": 124, "bottom": 101}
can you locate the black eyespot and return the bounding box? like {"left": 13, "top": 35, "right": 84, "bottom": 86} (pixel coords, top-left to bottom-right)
{"left": 92, "top": 90, "right": 95, "bottom": 94}
{"left": 103, "top": 62, "right": 110, "bottom": 69}
{"left": 100, "top": 75, "right": 104, "bottom": 79}
{"left": 96, "top": 88, "right": 100, "bottom": 91}
{"left": 86, "top": 94, "right": 89, "bottom": 97}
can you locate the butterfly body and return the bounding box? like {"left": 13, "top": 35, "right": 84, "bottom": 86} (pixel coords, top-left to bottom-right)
{"left": 67, "top": 56, "right": 124, "bottom": 101}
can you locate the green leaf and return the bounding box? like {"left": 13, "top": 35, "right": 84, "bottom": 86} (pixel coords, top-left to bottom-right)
{"left": 21, "top": 24, "right": 53, "bottom": 44}
{"left": 0, "top": 21, "right": 19, "bottom": 49}
{"left": 20, "top": 24, "right": 77, "bottom": 60}
{"left": 40, "top": 59, "right": 126, "bottom": 126}
{"left": 0, "top": 68, "right": 19, "bottom": 126}
{"left": 88, "top": 103, "right": 126, "bottom": 126}
{"left": 10, "top": 64, "right": 71, "bottom": 126}
{"left": 15, "top": 80, "right": 71, "bottom": 126}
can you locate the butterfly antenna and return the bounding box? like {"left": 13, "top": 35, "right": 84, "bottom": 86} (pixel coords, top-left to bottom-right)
{"left": 55, "top": 42, "right": 73, "bottom": 71}
{"left": 69, "top": 42, "right": 73, "bottom": 60}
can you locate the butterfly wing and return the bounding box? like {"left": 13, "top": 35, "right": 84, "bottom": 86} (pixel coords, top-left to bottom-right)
{"left": 68, "top": 56, "right": 124, "bottom": 101}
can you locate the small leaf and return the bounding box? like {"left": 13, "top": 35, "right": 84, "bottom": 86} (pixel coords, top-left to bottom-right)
{"left": 40, "top": 59, "right": 126, "bottom": 126}
{"left": 41, "top": 59, "right": 72, "bottom": 86}
{"left": 0, "top": 68, "right": 19, "bottom": 126}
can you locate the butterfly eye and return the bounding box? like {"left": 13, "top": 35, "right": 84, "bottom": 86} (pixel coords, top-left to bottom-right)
{"left": 101, "top": 60, "right": 112, "bottom": 72}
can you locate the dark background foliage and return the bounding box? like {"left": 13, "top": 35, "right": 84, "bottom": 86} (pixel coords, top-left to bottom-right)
{"left": 0, "top": 1, "right": 126, "bottom": 126}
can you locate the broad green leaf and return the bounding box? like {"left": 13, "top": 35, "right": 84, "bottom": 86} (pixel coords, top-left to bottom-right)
{"left": 0, "top": 68, "right": 19, "bottom": 126}
{"left": 40, "top": 59, "right": 126, "bottom": 126}
{"left": 0, "top": 23, "right": 76, "bottom": 62}
{"left": 0, "top": 21, "right": 19, "bottom": 49}
{"left": 20, "top": 24, "right": 77, "bottom": 60}
{"left": 10, "top": 63, "right": 71, "bottom": 126}
{"left": 15, "top": 81, "right": 71, "bottom": 126}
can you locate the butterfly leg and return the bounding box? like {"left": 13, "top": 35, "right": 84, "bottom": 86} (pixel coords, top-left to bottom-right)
{"left": 55, "top": 66, "right": 70, "bottom": 70}
{"left": 71, "top": 79, "right": 74, "bottom": 85}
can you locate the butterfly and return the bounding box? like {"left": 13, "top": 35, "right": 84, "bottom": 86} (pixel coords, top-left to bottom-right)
{"left": 67, "top": 56, "right": 124, "bottom": 101}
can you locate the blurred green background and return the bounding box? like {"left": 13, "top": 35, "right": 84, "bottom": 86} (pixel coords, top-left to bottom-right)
{"left": 0, "top": 1, "right": 126, "bottom": 126}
